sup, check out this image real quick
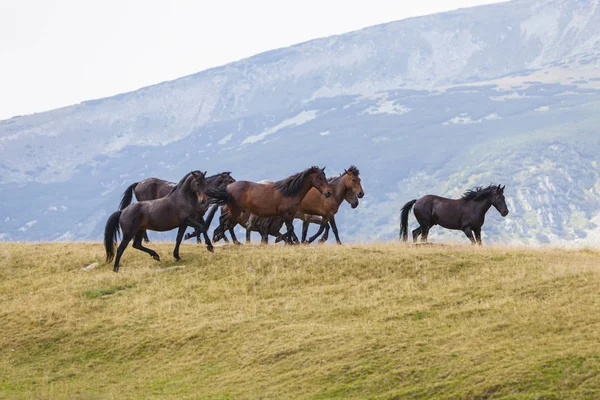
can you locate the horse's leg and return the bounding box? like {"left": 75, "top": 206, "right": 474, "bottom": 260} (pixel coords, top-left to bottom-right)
{"left": 246, "top": 228, "right": 252, "bottom": 244}
{"left": 220, "top": 230, "right": 230, "bottom": 243}
{"left": 132, "top": 231, "right": 160, "bottom": 261}
{"left": 185, "top": 219, "right": 214, "bottom": 253}
{"left": 173, "top": 225, "right": 187, "bottom": 260}
{"left": 282, "top": 216, "right": 297, "bottom": 245}
{"left": 301, "top": 220, "right": 310, "bottom": 243}
{"left": 257, "top": 225, "right": 268, "bottom": 244}
{"left": 225, "top": 206, "right": 243, "bottom": 245}
{"left": 204, "top": 204, "right": 219, "bottom": 228}
{"left": 143, "top": 231, "right": 150, "bottom": 243}
{"left": 421, "top": 226, "right": 432, "bottom": 243}
{"left": 113, "top": 232, "right": 134, "bottom": 273}
{"left": 308, "top": 219, "right": 328, "bottom": 244}
{"left": 473, "top": 227, "right": 482, "bottom": 246}
{"left": 412, "top": 227, "right": 422, "bottom": 243}
{"left": 229, "top": 227, "right": 241, "bottom": 245}
{"left": 462, "top": 227, "right": 476, "bottom": 245}
{"left": 263, "top": 219, "right": 276, "bottom": 244}
{"left": 319, "top": 223, "right": 331, "bottom": 243}
{"left": 198, "top": 216, "right": 214, "bottom": 252}
{"left": 328, "top": 216, "right": 343, "bottom": 245}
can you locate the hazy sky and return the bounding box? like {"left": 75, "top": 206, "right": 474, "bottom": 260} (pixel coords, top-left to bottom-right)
{"left": 0, "top": 0, "right": 506, "bottom": 120}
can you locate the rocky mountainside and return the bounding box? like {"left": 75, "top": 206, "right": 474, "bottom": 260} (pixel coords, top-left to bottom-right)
{"left": 1, "top": 0, "right": 600, "bottom": 244}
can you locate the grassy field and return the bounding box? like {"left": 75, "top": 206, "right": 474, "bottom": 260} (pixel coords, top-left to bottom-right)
{"left": 1, "top": 242, "right": 599, "bottom": 399}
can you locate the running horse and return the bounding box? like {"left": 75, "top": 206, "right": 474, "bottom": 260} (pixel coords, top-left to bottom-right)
{"left": 118, "top": 171, "right": 235, "bottom": 251}
{"left": 298, "top": 166, "right": 364, "bottom": 245}
{"left": 399, "top": 184, "right": 509, "bottom": 245}
{"left": 209, "top": 166, "right": 332, "bottom": 244}
{"left": 211, "top": 179, "right": 323, "bottom": 244}
{"left": 104, "top": 171, "right": 210, "bottom": 272}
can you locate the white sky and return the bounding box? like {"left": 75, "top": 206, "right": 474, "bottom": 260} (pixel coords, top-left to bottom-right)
{"left": 0, "top": 0, "right": 507, "bottom": 120}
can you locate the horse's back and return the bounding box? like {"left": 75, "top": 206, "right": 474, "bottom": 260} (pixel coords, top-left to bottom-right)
{"left": 135, "top": 177, "right": 175, "bottom": 201}
{"left": 228, "top": 181, "right": 281, "bottom": 216}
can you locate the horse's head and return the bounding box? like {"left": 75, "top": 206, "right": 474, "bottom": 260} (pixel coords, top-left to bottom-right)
{"left": 311, "top": 167, "right": 332, "bottom": 198}
{"left": 218, "top": 171, "right": 236, "bottom": 187}
{"left": 492, "top": 185, "right": 509, "bottom": 217}
{"left": 343, "top": 165, "right": 364, "bottom": 198}
{"left": 345, "top": 190, "right": 359, "bottom": 209}
{"left": 190, "top": 170, "right": 208, "bottom": 202}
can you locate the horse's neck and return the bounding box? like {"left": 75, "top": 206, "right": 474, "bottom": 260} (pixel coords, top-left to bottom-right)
{"left": 176, "top": 176, "right": 197, "bottom": 202}
{"left": 469, "top": 196, "right": 492, "bottom": 214}
{"left": 295, "top": 175, "right": 317, "bottom": 200}
{"left": 331, "top": 177, "right": 349, "bottom": 205}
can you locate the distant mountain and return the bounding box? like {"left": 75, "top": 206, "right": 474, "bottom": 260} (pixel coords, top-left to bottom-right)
{"left": 1, "top": 0, "right": 600, "bottom": 245}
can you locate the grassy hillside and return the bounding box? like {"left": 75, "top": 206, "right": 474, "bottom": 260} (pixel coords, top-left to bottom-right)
{"left": 1, "top": 243, "right": 599, "bottom": 399}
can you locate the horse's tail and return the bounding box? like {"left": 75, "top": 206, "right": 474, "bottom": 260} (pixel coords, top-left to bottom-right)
{"left": 119, "top": 182, "right": 138, "bottom": 210}
{"left": 400, "top": 199, "right": 417, "bottom": 242}
{"left": 104, "top": 211, "right": 122, "bottom": 263}
{"left": 205, "top": 187, "right": 230, "bottom": 205}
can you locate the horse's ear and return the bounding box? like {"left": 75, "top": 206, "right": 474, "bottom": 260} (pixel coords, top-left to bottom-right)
{"left": 321, "top": 166, "right": 326, "bottom": 172}
{"left": 203, "top": 171, "right": 207, "bottom": 177}
{"left": 501, "top": 185, "right": 505, "bottom": 192}
{"left": 344, "top": 169, "right": 348, "bottom": 174}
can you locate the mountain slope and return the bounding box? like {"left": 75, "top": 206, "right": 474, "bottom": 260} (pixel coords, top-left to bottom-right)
{"left": 1, "top": 0, "right": 600, "bottom": 243}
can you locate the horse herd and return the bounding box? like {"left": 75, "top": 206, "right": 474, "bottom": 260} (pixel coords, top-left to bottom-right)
{"left": 104, "top": 165, "right": 509, "bottom": 272}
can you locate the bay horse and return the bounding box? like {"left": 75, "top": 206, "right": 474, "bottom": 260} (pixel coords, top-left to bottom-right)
{"left": 211, "top": 179, "right": 323, "bottom": 245}
{"left": 399, "top": 184, "right": 509, "bottom": 245}
{"left": 298, "top": 166, "right": 364, "bottom": 245}
{"left": 303, "top": 190, "right": 360, "bottom": 244}
{"left": 118, "top": 172, "right": 235, "bottom": 250}
{"left": 104, "top": 171, "right": 209, "bottom": 272}
{"left": 209, "top": 166, "right": 332, "bottom": 244}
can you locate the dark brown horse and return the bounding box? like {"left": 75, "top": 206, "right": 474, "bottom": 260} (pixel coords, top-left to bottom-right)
{"left": 104, "top": 171, "right": 209, "bottom": 272}
{"left": 118, "top": 172, "right": 235, "bottom": 250}
{"left": 298, "top": 166, "right": 364, "bottom": 245}
{"left": 209, "top": 166, "right": 332, "bottom": 244}
{"left": 400, "top": 184, "right": 509, "bottom": 245}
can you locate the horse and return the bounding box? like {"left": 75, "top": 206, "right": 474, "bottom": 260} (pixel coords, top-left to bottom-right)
{"left": 209, "top": 166, "right": 332, "bottom": 244}
{"left": 118, "top": 172, "right": 235, "bottom": 250}
{"left": 399, "top": 184, "right": 509, "bottom": 245}
{"left": 211, "top": 179, "right": 323, "bottom": 245}
{"left": 303, "top": 190, "right": 360, "bottom": 244}
{"left": 297, "top": 166, "right": 365, "bottom": 245}
{"left": 104, "top": 171, "right": 209, "bottom": 272}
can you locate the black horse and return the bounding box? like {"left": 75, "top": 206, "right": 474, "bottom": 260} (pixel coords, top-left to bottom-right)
{"left": 105, "top": 171, "right": 209, "bottom": 272}
{"left": 400, "top": 184, "right": 508, "bottom": 245}
{"left": 118, "top": 171, "right": 235, "bottom": 250}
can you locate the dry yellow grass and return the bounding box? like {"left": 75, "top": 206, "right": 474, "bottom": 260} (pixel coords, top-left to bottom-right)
{"left": 1, "top": 242, "right": 599, "bottom": 399}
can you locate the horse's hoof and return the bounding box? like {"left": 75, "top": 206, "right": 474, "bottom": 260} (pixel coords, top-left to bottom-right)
{"left": 336, "top": 241, "right": 343, "bottom": 246}
{"left": 152, "top": 254, "right": 160, "bottom": 261}
{"left": 113, "top": 267, "right": 119, "bottom": 273}
{"left": 206, "top": 246, "right": 214, "bottom": 253}
{"left": 234, "top": 242, "right": 243, "bottom": 246}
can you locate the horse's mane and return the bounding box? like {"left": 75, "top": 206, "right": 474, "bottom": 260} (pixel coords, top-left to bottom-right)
{"left": 206, "top": 171, "right": 230, "bottom": 185}
{"left": 328, "top": 165, "right": 360, "bottom": 184}
{"left": 461, "top": 184, "right": 499, "bottom": 201}
{"left": 168, "top": 171, "right": 200, "bottom": 195}
{"left": 273, "top": 166, "right": 319, "bottom": 196}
